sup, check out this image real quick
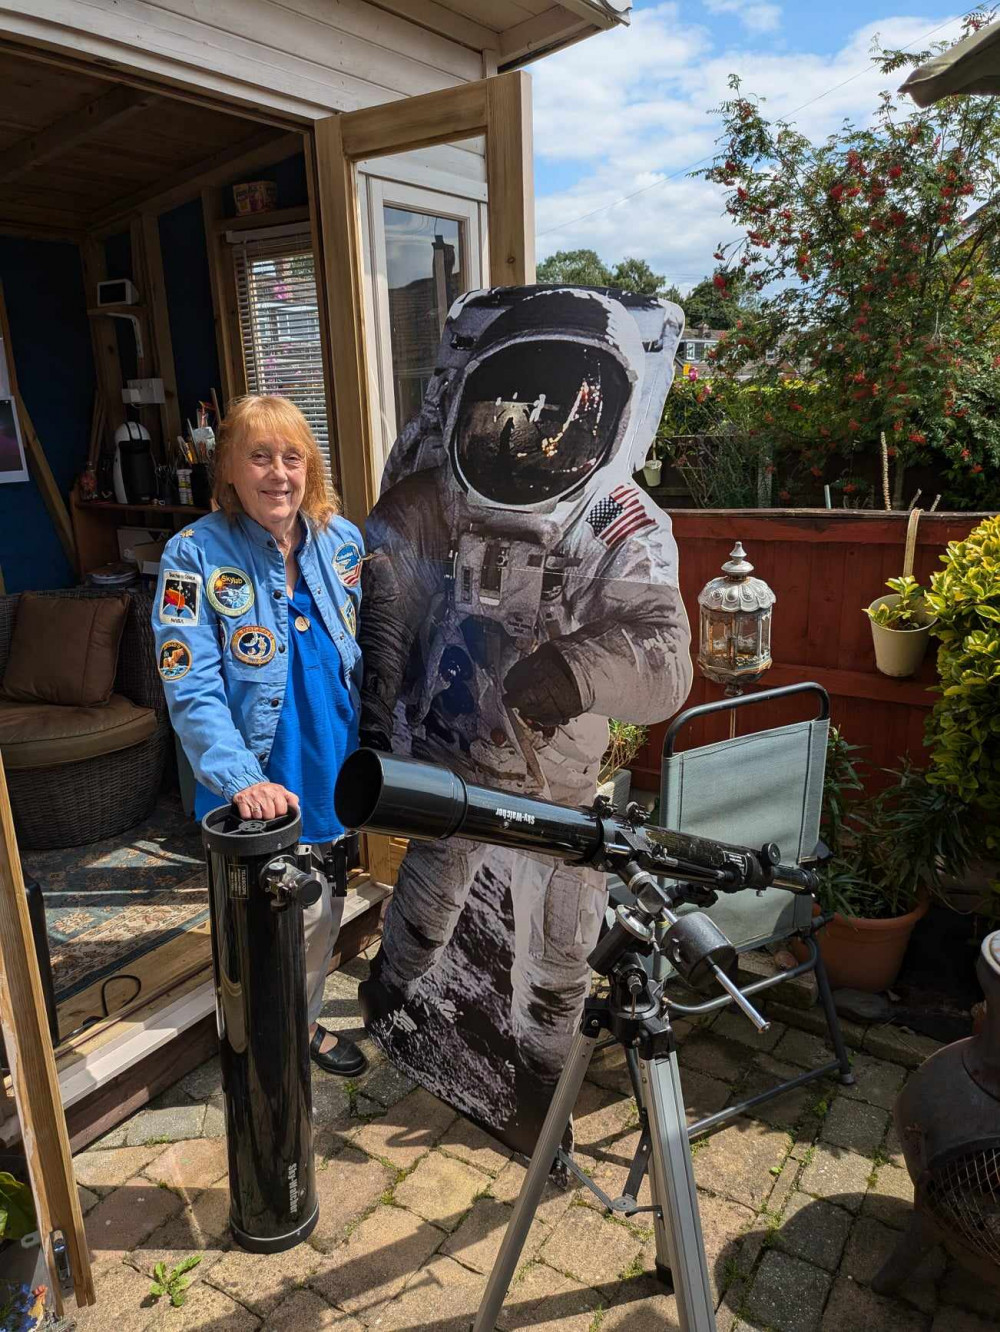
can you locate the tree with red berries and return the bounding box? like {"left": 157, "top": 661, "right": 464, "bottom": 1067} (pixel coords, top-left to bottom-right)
{"left": 701, "top": 14, "right": 1000, "bottom": 509}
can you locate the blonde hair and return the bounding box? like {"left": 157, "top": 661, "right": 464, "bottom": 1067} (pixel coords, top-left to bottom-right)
{"left": 213, "top": 394, "right": 339, "bottom": 529}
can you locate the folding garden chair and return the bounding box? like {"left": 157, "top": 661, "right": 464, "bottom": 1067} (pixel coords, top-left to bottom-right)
{"left": 608, "top": 681, "right": 854, "bottom": 1140}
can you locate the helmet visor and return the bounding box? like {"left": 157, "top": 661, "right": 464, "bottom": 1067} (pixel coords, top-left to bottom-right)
{"left": 454, "top": 341, "right": 630, "bottom": 505}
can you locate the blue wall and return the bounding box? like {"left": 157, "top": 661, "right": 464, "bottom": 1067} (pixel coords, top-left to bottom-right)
{"left": 0, "top": 236, "right": 93, "bottom": 592}
{"left": 158, "top": 200, "right": 221, "bottom": 428}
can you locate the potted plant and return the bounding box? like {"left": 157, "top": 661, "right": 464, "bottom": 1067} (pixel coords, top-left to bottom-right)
{"left": 813, "top": 741, "right": 974, "bottom": 992}
{"left": 864, "top": 574, "right": 938, "bottom": 678}
{"left": 598, "top": 720, "right": 648, "bottom": 812}
{"left": 640, "top": 446, "right": 662, "bottom": 489}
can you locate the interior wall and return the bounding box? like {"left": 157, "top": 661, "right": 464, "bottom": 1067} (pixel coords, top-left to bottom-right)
{"left": 158, "top": 200, "right": 221, "bottom": 425}
{"left": 0, "top": 235, "right": 93, "bottom": 593}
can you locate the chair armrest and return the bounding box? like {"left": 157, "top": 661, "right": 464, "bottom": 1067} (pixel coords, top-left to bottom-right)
{"left": 0, "top": 595, "right": 18, "bottom": 678}
{"left": 116, "top": 590, "right": 166, "bottom": 714}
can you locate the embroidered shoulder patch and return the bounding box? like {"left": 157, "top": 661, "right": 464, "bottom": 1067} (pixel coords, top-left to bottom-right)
{"left": 179, "top": 528, "right": 196, "bottom": 538}
{"left": 340, "top": 597, "right": 357, "bottom": 638}
{"left": 333, "top": 541, "right": 363, "bottom": 588}
{"left": 586, "top": 485, "right": 656, "bottom": 549}
{"left": 158, "top": 640, "right": 192, "bottom": 681}
{"left": 159, "top": 570, "right": 202, "bottom": 625}
{"left": 231, "top": 625, "right": 277, "bottom": 665}
{"left": 207, "top": 566, "right": 255, "bottom": 618}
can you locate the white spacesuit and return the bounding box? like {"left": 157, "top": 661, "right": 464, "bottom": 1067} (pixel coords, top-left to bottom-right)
{"left": 359, "top": 285, "right": 693, "bottom": 1089}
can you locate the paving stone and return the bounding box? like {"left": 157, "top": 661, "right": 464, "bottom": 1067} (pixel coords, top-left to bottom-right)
{"left": 490, "top": 1159, "right": 577, "bottom": 1229}
{"left": 842, "top": 1216, "right": 943, "bottom": 1312}
{"left": 819, "top": 1097, "right": 889, "bottom": 1157}
{"left": 357, "top": 1057, "right": 417, "bottom": 1109}
{"left": 206, "top": 1236, "right": 322, "bottom": 1316}
{"left": 682, "top": 1068, "right": 732, "bottom": 1125}
{"left": 498, "top": 1259, "right": 601, "bottom": 1331}
{"left": 600, "top": 1271, "right": 680, "bottom": 1332}
{"left": 745, "top": 1249, "right": 831, "bottom": 1332}
{"left": 441, "top": 1196, "right": 550, "bottom": 1274}
{"left": 393, "top": 1149, "right": 489, "bottom": 1231}
{"left": 310, "top": 1202, "right": 445, "bottom": 1317}
{"left": 693, "top": 1117, "right": 791, "bottom": 1210}
{"left": 734, "top": 1055, "right": 825, "bottom": 1131}
{"left": 586, "top": 1041, "right": 633, "bottom": 1096}
{"left": 74, "top": 1144, "right": 168, "bottom": 1193}
{"left": 773, "top": 1191, "right": 853, "bottom": 1272}
{"left": 141, "top": 1137, "right": 228, "bottom": 1198}
{"left": 132, "top": 1180, "right": 232, "bottom": 1279}
{"left": 571, "top": 1080, "right": 635, "bottom": 1157}
{"left": 798, "top": 1145, "right": 872, "bottom": 1213}
{"left": 311, "top": 1144, "right": 394, "bottom": 1253}
{"left": 932, "top": 1307, "right": 1000, "bottom": 1332}
{"left": 438, "top": 1114, "right": 513, "bottom": 1176}
{"left": 939, "top": 1260, "right": 1000, "bottom": 1319}
{"left": 772, "top": 1028, "right": 834, "bottom": 1070}
{"left": 124, "top": 1103, "right": 207, "bottom": 1147}
{"left": 376, "top": 1254, "right": 487, "bottom": 1332}
{"left": 147, "top": 1280, "right": 260, "bottom": 1330}
{"left": 821, "top": 1274, "right": 927, "bottom": 1331}
{"left": 177, "top": 1055, "right": 222, "bottom": 1103}
{"left": 839, "top": 1054, "right": 908, "bottom": 1111}
{"left": 85, "top": 1180, "right": 184, "bottom": 1269}
{"left": 862, "top": 1024, "right": 943, "bottom": 1070}
{"left": 884, "top": 1118, "right": 906, "bottom": 1168}
{"left": 538, "top": 1203, "right": 644, "bottom": 1287}
{"left": 713, "top": 1009, "right": 787, "bottom": 1052}
{"left": 78, "top": 1184, "right": 100, "bottom": 1215}
{"left": 267, "top": 1289, "right": 363, "bottom": 1330}
{"left": 767, "top": 1000, "right": 865, "bottom": 1049}
{"left": 654, "top": 1191, "right": 755, "bottom": 1304}
{"left": 862, "top": 1164, "right": 914, "bottom": 1229}
{"left": 353, "top": 1086, "right": 457, "bottom": 1168}
{"left": 72, "top": 1260, "right": 160, "bottom": 1332}
{"left": 201, "top": 1099, "right": 227, "bottom": 1139}
{"left": 678, "top": 1030, "right": 753, "bottom": 1082}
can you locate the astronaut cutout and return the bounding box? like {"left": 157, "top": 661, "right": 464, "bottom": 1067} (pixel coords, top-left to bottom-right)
{"left": 358, "top": 286, "right": 693, "bottom": 1131}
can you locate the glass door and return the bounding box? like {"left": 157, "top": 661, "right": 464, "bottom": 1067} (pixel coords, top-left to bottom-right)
{"left": 360, "top": 178, "right": 485, "bottom": 473}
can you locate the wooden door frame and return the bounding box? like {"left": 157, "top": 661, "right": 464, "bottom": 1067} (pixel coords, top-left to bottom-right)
{"left": 312, "top": 70, "right": 535, "bottom": 524}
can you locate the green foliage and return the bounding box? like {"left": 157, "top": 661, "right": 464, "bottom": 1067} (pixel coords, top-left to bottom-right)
{"left": 536, "top": 250, "right": 665, "bottom": 295}
{"left": 149, "top": 1256, "right": 202, "bottom": 1309}
{"left": 0, "top": 1171, "right": 35, "bottom": 1242}
{"left": 924, "top": 514, "right": 1000, "bottom": 841}
{"left": 698, "top": 13, "right": 1000, "bottom": 510}
{"left": 818, "top": 732, "right": 975, "bottom": 919}
{"left": 600, "top": 720, "right": 649, "bottom": 784}
{"left": 671, "top": 271, "right": 757, "bottom": 330}
{"left": 864, "top": 575, "right": 931, "bottom": 630}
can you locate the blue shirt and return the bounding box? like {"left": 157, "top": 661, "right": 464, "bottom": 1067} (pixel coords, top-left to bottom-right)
{"left": 153, "top": 509, "right": 363, "bottom": 808}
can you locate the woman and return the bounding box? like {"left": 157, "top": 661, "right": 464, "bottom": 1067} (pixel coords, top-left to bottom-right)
{"left": 152, "top": 394, "right": 366, "bottom": 1077}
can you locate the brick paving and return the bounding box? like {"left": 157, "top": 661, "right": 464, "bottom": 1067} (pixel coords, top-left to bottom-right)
{"left": 69, "top": 951, "right": 1000, "bottom": 1331}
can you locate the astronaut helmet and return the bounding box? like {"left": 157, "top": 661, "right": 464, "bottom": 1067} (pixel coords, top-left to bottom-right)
{"left": 445, "top": 287, "right": 651, "bottom": 519}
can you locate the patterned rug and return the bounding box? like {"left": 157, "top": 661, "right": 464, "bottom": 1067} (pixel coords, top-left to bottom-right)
{"left": 21, "top": 794, "right": 208, "bottom": 1002}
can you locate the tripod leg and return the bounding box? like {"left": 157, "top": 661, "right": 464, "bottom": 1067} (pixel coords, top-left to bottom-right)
{"left": 473, "top": 1027, "right": 598, "bottom": 1332}
{"left": 813, "top": 946, "right": 854, "bottom": 1084}
{"left": 641, "top": 1050, "right": 717, "bottom": 1332}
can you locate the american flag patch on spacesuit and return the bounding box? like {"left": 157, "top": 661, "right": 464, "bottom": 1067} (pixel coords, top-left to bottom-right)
{"left": 587, "top": 485, "right": 656, "bottom": 547}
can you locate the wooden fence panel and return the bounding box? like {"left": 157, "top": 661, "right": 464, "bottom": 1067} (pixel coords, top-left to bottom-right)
{"left": 629, "top": 509, "right": 985, "bottom": 795}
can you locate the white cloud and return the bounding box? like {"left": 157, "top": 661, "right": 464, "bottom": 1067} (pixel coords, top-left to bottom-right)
{"left": 532, "top": 5, "right": 968, "bottom": 291}
{"left": 704, "top": 0, "right": 782, "bottom": 35}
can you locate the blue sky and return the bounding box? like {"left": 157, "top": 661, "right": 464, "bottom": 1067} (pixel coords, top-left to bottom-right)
{"left": 531, "top": 3, "right": 971, "bottom": 290}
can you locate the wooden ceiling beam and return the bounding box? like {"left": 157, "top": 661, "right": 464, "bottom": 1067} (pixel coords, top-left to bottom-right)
{"left": 89, "top": 128, "right": 302, "bottom": 232}
{"left": 0, "top": 85, "right": 152, "bottom": 185}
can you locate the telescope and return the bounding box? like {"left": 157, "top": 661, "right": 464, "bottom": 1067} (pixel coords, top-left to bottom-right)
{"left": 336, "top": 748, "right": 820, "bottom": 1332}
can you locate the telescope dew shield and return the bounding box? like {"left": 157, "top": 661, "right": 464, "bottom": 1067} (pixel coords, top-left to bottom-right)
{"left": 202, "top": 806, "right": 320, "bottom": 1254}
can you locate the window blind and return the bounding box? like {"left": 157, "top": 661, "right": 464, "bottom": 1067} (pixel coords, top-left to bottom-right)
{"left": 230, "top": 227, "right": 330, "bottom": 469}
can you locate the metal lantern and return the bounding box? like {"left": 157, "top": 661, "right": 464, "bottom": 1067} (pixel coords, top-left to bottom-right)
{"left": 697, "top": 542, "right": 775, "bottom": 693}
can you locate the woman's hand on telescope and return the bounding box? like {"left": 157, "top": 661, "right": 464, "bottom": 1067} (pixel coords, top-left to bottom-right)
{"left": 233, "top": 782, "right": 300, "bottom": 821}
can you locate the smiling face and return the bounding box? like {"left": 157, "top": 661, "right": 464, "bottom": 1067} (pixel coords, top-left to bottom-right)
{"left": 230, "top": 434, "right": 307, "bottom": 534}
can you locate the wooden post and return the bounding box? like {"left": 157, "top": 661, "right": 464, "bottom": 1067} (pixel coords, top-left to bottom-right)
{"left": 0, "top": 753, "right": 94, "bottom": 1311}
{"left": 486, "top": 72, "right": 535, "bottom": 286}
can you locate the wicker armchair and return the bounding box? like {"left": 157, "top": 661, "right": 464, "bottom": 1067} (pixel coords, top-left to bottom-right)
{"left": 0, "top": 588, "right": 170, "bottom": 849}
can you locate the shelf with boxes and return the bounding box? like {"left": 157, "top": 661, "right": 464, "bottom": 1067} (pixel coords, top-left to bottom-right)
{"left": 70, "top": 488, "right": 210, "bottom": 581}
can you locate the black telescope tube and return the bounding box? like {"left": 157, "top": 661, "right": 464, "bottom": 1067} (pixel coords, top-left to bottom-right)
{"left": 335, "top": 750, "right": 815, "bottom": 894}
{"left": 335, "top": 749, "right": 602, "bottom": 862}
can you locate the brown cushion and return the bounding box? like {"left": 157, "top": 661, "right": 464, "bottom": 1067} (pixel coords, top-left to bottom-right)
{"left": 0, "top": 694, "right": 156, "bottom": 770}
{"left": 2, "top": 593, "right": 129, "bottom": 706}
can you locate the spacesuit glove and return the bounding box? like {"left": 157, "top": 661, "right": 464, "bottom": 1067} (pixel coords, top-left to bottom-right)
{"left": 359, "top": 728, "right": 392, "bottom": 753}
{"left": 503, "top": 643, "right": 584, "bottom": 728}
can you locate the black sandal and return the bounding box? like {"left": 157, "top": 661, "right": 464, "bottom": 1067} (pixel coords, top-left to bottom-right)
{"left": 309, "top": 1025, "right": 367, "bottom": 1077}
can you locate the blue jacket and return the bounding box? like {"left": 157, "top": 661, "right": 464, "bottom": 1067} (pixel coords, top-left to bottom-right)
{"left": 151, "top": 509, "right": 363, "bottom": 803}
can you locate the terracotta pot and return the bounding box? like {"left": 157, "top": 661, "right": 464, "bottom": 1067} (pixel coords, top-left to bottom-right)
{"left": 814, "top": 896, "right": 930, "bottom": 993}
{"left": 866, "top": 593, "right": 937, "bottom": 678}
